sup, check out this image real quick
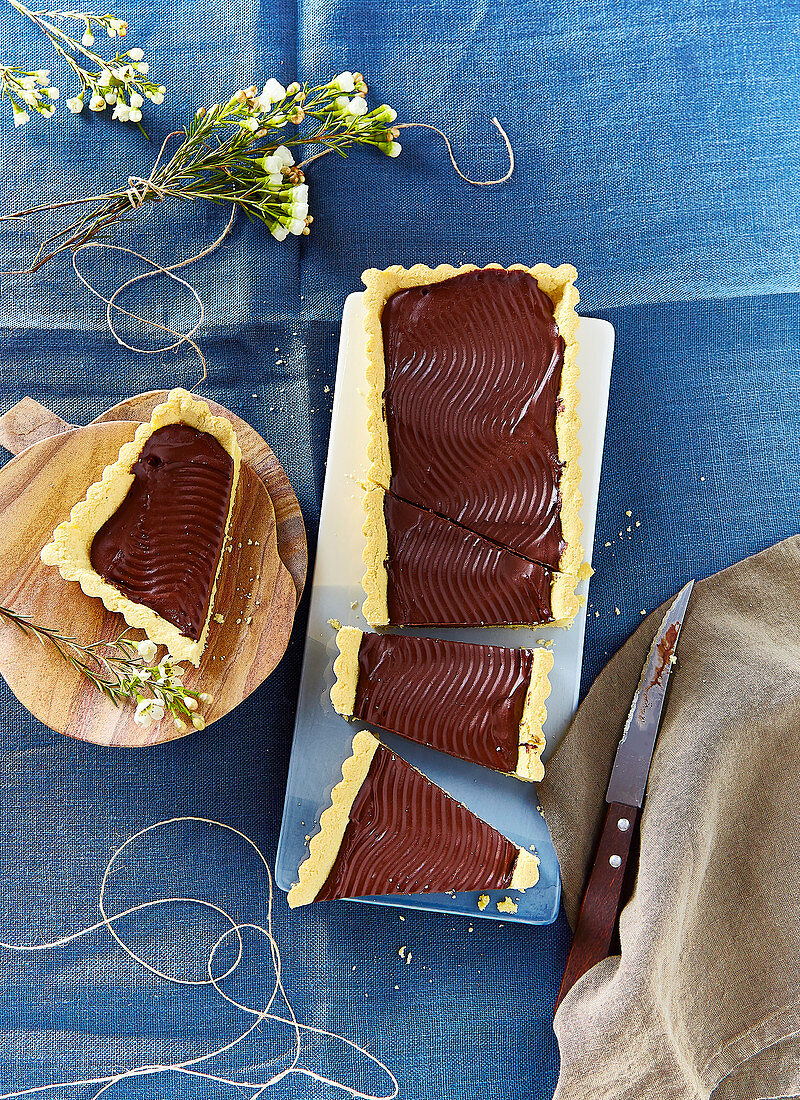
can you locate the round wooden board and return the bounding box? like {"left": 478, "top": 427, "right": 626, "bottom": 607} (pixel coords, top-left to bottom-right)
{"left": 0, "top": 422, "right": 298, "bottom": 746}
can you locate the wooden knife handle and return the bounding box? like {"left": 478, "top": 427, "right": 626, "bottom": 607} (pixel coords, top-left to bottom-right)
{"left": 554, "top": 800, "right": 639, "bottom": 1015}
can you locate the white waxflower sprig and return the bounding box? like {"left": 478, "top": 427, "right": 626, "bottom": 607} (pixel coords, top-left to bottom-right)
{"left": 1, "top": 71, "right": 402, "bottom": 270}
{"left": 1, "top": 1, "right": 164, "bottom": 128}
{"left": 0, "top": 604, "right": 212, "bottom": 730}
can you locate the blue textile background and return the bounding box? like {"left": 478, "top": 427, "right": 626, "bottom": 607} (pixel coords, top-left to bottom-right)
{"left": 0, "top": 0, "right": 798, "bottom": 1096}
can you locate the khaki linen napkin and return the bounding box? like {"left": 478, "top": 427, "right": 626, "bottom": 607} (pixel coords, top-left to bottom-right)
{"left": 539, "top": 536, "right": 800, "bottom": 1100}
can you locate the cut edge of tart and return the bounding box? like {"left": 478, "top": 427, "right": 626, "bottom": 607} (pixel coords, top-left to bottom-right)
{"left": 361, "top": 262, "right": 584, "bottom": 600}
{"left": 361, "top": 485, "right": 579, "bottom": 628}
{"left": 286, "top": 728, "right": 540, "bottom": 908}
{"left": 40, "top": 388, "right": 242, "bottom": 666}
{"left": 331, "top": 626, "right": 554, "bottom": 782}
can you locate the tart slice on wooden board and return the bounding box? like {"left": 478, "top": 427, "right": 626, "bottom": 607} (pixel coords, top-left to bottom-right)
{"left": 287, "top": 730, "right": 539, "bottom": 907}
{"left": 332, "top": 626, "right": 553, "bottom": 781}
{"left": 41, "top": 388, "right": 241, "bottom": 666}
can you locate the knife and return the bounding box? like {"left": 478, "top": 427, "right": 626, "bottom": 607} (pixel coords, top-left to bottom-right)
{"left": 554, "top": 580, "right": 695, "bottom": 1014}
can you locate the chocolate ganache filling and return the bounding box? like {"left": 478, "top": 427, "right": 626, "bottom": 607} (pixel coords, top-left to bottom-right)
{"left": 382, "top": 492, "right": 553, "bottom": 626}
{"left": 353, "top": 633, "right": 534, "bottom": 773}
{"left": 381, "top": 268, "right": 566, "bottom": 567}
{"left": 90, "top": 424, "right": 234, "bottom": 639}
{"left": 315, "top": 744, "right": 519, "bottom": 901}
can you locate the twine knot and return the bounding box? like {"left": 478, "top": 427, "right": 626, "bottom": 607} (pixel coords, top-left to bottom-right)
{"left": 126, "top": 175, "right": 166, "bottom": 208}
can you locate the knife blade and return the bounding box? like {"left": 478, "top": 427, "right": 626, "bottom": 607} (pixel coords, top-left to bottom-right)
{"left": 554, "top": 580, "right": 695, "bottom": 1015}
{"left": 606, "top": 580, "right": 694, "bottom": 807}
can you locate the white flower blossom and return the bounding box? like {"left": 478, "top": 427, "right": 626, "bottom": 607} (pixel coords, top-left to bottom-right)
{"left": 13, "top": 108, "right": 30, "bottom": 127}
{"left": 82, "top": 29, "right": 94, "bottom": 46}
{"left": 185, "top": 697, "right": 198, "bottom": 711}
{"left": 174, "top": 718, "right": 187, "bottom": 732}
{"left": 46, "top": 87, "right": 59, "bottom": 99}
{"left": 128, "top": 108, "right": 142, "bottom": 122}
{"left": 348, "top": 96, "right": 368, "bottom": 116}
{"left": 271, "top": 223, "right": 289, "bottom": 241}
{"left": 128, "top": 47, "right": 145, "bottom": 61}
{"left": 104, "top": 91, "right": 117, "bottom": 104}
{"left": 136, "top": 639, "right": 158, "bottom": 661}
{"left": 129, "top": 91, "right": 144, "bottom": 108}
{"left": 191, "top": 715, "right": 206, "bottom": 730}
{"left": 98, "top": 69, "right": 112, "bottom": 88}
{"left": 199, "top": 692, "right": 214, "bottom": 704}
{"left": 333, "top": 71, "right": 355, "bottom": 93}
{"left": 112, "top": 102, "right": 130, "bottom": 121}
{"left": 89, "top": 94, "right": 106, "bottom": 110}
{"left": 66, "top": 95, "right": 84, "bottom": 113}
{"left": 134, "top": 61, "right": 149, "bottom": 74}
{"left": 260, "top": 78, "right": 286, "bottom": 105}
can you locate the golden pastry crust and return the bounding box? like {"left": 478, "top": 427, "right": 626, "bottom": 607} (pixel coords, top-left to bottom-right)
{"left": 288, "top": 729, "right": 541, "bottom": 906}
{"left": 516, "top": 648, "right": 555, "bottom": 783}
{"left": 330, "top": 625, "right": 362, "bottom": 716}
{"left": 40, "top": 388, "right": 241, "bottom": 666}
{"left": 287, "top": 729, "right": 380, "bottom": 908}
{"left": 362, "top": 486, "right": 390, "bottom": 627}
{"left": 510, "top": 850, "right": 540, "bottom": 891}
{"left": 361, "top": 262, "right": 583, "bottom": 627}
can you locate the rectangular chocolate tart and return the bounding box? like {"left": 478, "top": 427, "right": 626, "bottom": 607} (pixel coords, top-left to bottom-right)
{"left": 287, "top": 729, "right": 539, "bottom": 907}
{"left": 361, "top": 262, "right": 583, "bottom": 627}
{"left": 331, "top": 627, "right": 553, "bottom": 781}
{"left": 41, "top": 388, "right": 241, "bottom": 666}
{"left": 363, "top": 487, "right": 573, "bottom": 627}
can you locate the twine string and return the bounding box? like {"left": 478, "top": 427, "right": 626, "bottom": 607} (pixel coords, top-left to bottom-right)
{"left": 395, "top": 117, "right": 515, "bottom": 185}
{"left": 0, "top": 816, "right": 400, "bottom": 1100}
{"left": 70, "top": 206, "right": 237, "bottom": 387}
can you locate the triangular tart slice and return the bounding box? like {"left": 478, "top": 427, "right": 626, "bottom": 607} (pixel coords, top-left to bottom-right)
{"left": 287, "top": 730, "right": 539, "bottom": 906}
{"left": 331, "top": 627, "right": 553, "bottom": 781}
{"left": 41, "top": 388, "right": 241, "bottom": 666}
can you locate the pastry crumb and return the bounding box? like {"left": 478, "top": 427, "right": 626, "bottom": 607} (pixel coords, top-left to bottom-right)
{"left": 328, "top": 618, "right": 342, "bottom": 630}
{"left": 351, "top": 601, "right": 358, "bottom": 609}
{"left": 477, "top": 894, "right": 490, "bottom": 911}
{"left": 625, "top": 510, "right": 632, "bottom": 517}
{"left": 399, "top": 914, "right": 405, "bottom": 921}
{"left": 213, "top": 613, "right": 225, "bottom": 624}
{"left": 398, "top": 945, "right": 407, "bottom": 959}
{"left": 497, "top": 897, "right": 518, "bottom": 915}
{"left": 615, "top": 607, "right": 620, "bottom": 615}
{"left": 406, "top": 952, "right": 412, "bottom": 965}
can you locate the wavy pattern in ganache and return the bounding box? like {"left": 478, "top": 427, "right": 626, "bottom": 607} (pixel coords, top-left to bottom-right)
{"left": 383, "top": 493, "right": 552, "bottom": 626}
{"left": 382, "top": 268, "right": 566, "bottom": 567}
{"left": 354, "top": 633, "right": 532, "bottom": 772}
{"left": 90, "top": 424, "right": 234, "bottom": 639}
{"left": 315, "top": 746, "right": 518, "bottom": 900}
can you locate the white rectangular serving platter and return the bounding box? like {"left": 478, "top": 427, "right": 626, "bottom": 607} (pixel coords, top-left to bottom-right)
{"left": 276, "top": 293, "right": 615, "bottom": 924}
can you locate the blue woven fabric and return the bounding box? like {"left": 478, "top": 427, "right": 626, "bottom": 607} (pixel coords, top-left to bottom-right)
{"left": 0, "top": 0, "right": 798, "bottom": 1096}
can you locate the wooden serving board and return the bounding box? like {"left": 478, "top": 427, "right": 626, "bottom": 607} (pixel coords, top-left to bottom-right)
{"left": 0, "top": 394, "right": 307, "bottom": 747}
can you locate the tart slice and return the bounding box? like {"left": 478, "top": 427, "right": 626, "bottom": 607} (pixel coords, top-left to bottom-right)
{"left": 41, "top": 389, "right": 241, "bottom": 666}
{"left": 362, "top": 487, "right": 577, "bottom": 627}
{"left": 363, "top": 262, "right": 583, "bottom": 579}
{"left": 332, "top": 627, "right": 553, "bottom": 781}
{"left": 287, "top": 730, "right": 539, "bottom": 907}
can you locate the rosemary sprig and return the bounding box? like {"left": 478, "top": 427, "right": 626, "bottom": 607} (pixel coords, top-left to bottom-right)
{"left": 1, "top": 2, "right": 163, "bottom": 127}
{"left": 0, "top": 72, "right": 401, "bottom": 271}
{"left": 0, "top": 603, "right": 211, "bottom": 731}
